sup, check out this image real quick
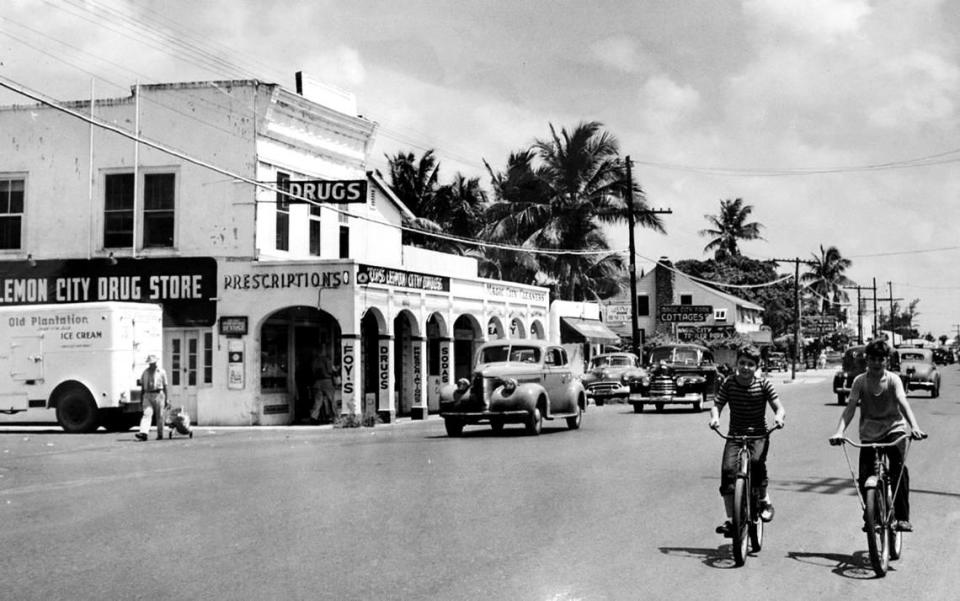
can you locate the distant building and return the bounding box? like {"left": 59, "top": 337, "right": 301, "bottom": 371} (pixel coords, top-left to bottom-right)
{"left": 0, "top": 77, "right": 550, "bottom": 426}
{"left": 603, "top": 257, "right": 769, "bottom": 348}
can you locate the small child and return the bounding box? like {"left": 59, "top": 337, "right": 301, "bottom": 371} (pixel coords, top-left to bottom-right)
{"left": 708, "top": 346, "right": 785, "bottom": 537}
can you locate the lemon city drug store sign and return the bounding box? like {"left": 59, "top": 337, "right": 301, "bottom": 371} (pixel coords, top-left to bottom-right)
{"left": 0, "top": 257, "right": 217, "bottom": 326}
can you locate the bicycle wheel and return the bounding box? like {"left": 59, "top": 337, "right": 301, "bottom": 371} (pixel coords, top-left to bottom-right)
{"left": 864, "top": 484, "right": 890, "bottom": 577}
{"left": 732, "top": 477, "right": 750, "bottom": 566}
{"left": 887, "top": 483, "right": 903, "bottom": 560}
{"left": 749, "top": 490, "right": 764, "bottom": 552}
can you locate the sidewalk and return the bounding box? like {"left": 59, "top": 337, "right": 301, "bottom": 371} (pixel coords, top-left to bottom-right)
{"left": 768, "top": 366, "right": 834, "bottom": 384}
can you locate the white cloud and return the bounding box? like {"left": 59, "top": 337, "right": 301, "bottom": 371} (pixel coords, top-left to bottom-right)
{"left": 742, "top": 0, "right": 872, "bottom": 41}
{"left": 868, "top": 50, "right": 960, "bottom": 128}
{"left": 588, "top": 36, "right": 653, "bottom": 73}
{"left": 638, "top": 75, "right": 701, "bottom": 129}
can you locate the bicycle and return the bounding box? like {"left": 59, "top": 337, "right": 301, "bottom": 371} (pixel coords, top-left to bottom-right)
{"left": 711, "top": 423, "right": 782, "bottom": 566}
{"left": 831, "top": 433, "right": 925, "bottom": 577}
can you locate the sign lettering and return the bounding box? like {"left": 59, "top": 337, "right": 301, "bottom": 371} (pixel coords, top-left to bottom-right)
{"left": 282, "top": 179, "right": 367, "bottom": 204}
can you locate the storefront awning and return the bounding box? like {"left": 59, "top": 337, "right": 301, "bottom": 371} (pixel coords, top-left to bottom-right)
{"left": 560, "top": 317, "right": 621, "bottom": 345}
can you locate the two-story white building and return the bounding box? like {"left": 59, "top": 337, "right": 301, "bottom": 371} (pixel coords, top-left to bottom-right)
{"left": 0, "top": 77, "right": 549, "bottom": 426}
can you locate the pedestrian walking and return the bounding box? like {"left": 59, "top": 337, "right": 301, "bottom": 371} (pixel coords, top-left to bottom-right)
{"left": 137, "top": 354, "right": 169, "bottom": 441}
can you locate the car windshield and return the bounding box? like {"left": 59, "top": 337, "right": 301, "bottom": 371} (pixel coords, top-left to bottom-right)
{"left": 478, "top": 345, "right": 541, "bottom": 364}
{"left": 899, "top": 352, "right": 926, "bottom": 362}
{"left": 591, "top": 355, "right": 633, "bottom": 368}
{"left": 649, "top": 348, "right": 699, "bottom": 364}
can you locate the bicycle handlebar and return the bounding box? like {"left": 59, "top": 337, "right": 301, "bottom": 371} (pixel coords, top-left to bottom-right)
{"left": 710, "top": 423, "right": 782, "bottom": 441}
{"left": 831, "top": 432, "right": 925, "bottom": 448}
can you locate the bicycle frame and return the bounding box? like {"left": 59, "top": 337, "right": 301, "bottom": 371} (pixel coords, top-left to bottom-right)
{"left": 712, "top": 425, "right": 780, "bottom": 566}
{"left": 835, "top": 433, "right": 912, "bottom": 577}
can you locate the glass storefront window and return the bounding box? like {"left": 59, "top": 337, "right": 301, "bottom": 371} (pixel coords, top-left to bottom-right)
{"left": 261, "top": 321, "right": 289, "bottom": 392}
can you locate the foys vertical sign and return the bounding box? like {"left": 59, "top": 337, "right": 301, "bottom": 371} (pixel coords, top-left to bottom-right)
{"left": 0, "top": 257, "right": 217, "bottom": 326}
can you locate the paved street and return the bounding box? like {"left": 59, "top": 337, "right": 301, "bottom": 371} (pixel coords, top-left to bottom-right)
{"left": 2, "top": 366, "right": 959, "bottom": 601}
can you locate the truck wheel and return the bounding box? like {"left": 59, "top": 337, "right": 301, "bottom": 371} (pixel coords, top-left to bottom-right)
{"left": 56, "top": 387, "right": 100, "bottom": 433}
{"left": 100, "top": 409, "right": 137, "bottom": 432}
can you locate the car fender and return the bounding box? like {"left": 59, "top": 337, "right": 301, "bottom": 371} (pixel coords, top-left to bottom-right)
{"left": 489, "top": 382, "right": 543, "bottom": 412}
{"left": 439, "top": 380, "right": 470, "bottom": 404}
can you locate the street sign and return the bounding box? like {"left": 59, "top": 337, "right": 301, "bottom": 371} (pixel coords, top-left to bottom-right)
{"left": 659, "top": 304, "right": 712, "bottom": 322}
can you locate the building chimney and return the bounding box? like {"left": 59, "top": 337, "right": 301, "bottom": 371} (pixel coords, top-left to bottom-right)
{"left": 655, "top": 257, "right": 674, "bottom": 337}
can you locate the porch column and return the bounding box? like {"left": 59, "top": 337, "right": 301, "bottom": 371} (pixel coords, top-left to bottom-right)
{"left": 377, "top": 334, "right": 396, "bottom": 423}
{"left": 410, "top": 336, "right": 428, "bottom": 420}
{"left": 339, "top": 334, "right": 361, "bottom": 417}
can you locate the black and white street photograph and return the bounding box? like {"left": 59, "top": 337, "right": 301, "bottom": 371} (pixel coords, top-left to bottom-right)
{"left": 2, "top": 1, "right": 959, "bottom": 600}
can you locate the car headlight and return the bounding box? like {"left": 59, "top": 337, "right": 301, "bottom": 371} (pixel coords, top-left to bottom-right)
{"left": 641, "top": 377, "right": 650, "bottom": 387}
{"left": 500, "top": 378, "right": 518, "bottom": 394}
{"left": 455, "top": 378, "right": 470, "bottom": 393}
{"left": 676, "top": 376, "right": 688, "bottom": 387}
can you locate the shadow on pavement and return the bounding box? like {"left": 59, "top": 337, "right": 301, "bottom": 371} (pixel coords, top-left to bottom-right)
{"left": 658, "top": 545, "right": 741, "bottom": 569}
{"left": 786, "top": 550, "right": 889, "bottom": 579}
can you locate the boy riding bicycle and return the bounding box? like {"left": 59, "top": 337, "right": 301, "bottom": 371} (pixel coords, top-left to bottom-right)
{"left": 829, "top": 339, "right": 926, "bottom": 531}
{"left": 709, "top": 346, "right": 785, "bottom": 537}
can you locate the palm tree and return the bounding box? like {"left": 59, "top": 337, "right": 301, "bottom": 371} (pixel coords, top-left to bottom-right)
{"left": 484, "top": 121, "right": 665, "bottom": 300}
{"left": 699, "top": 198, "right": 764, "bottom": 260}
{"left": 800, "top": 244, "right": 855, "bottom": 314}
{"left": 385, "top": 150, "right": 442, "bottom": 248}
{"left": 421, "top": 173, "right": 489, "bottom": 255}
{"left": 384, "top": 150, "right": 439, "bottom": 216}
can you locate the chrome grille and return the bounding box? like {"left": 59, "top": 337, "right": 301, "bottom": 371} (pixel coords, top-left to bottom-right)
{"left": 589, "top": 382, "right": 621, "bottom": 395}
{"left": 649, "top": 375, "right": 676, "bottom": 397}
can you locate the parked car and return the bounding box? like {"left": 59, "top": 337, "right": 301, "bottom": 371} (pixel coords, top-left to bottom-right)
{"left": 580, "top": 352, "right": 643, "bottom": 405}
{"left": 438, "top": 339, "right": 586, "bottom": 436}
{"left": 765, "top": 351, "right": 787, "bottom": 372}
{"left": 931, "top": 346, "right": 955, "bottom": 365}
{"left": 624, "top": 343, "right": 720, "bottom": 413}
{"left": 891, "top": 347, "right": 941, "bottom": 397}
{"left": 832, "top": 345, "right": 866, "bottom": 405}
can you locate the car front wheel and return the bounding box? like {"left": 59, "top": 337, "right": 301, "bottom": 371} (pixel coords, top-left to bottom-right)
{"left": 526, "top": 407, "right": 543, "bottom": 436}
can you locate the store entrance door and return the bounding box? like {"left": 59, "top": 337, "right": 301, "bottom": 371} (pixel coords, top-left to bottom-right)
{"left": 165, "top": 330, "right": 200, "bottom": 422}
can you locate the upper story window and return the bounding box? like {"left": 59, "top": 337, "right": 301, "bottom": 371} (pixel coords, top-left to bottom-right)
{"left": 104, "top": 171, "right": 176, "bottom": 249}
{"left": 680, "top": 294, "right": 693, "bottom": 305}
{"left": 276, "top": 171, "right": 290, "bottom": 252}
{"left": 309, "top": 198, "right": 321, "bottom": 256}
{"left": 0, "top": 177, "right": 24, "bottom": 250}
{"left": 143, "top": 174, "right": 175, "bottom": 247}
{"left": 714, "top": 308, "right": 727, "bottom": 321}
{"left": 636, "top": 294, "right": 650, "bottom": 317}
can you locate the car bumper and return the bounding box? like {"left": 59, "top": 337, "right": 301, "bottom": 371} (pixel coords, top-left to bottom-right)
{"left": 585, "top": 384, "right": 629, "bottom": 399}
{"left": 902, "top": 379, "right": 935, "bottom": 391}
{"left": 628, "top": 392, "right": 702, "bottom": 405}
{"left": 439, "top": 409, "right": 530, "bottom": 425}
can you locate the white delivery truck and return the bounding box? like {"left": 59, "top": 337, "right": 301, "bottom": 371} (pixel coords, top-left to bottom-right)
{"left": 0, "top": 302, "right": 163, "bottom": 432}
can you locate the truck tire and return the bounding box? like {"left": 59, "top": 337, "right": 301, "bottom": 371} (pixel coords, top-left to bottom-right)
{"left": 56, "top": 386, "right": 100, "bottom": 433}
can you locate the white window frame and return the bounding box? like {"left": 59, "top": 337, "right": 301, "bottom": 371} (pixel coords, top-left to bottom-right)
{"left": 101, "top": 167, "right": 179, "bottom": 252}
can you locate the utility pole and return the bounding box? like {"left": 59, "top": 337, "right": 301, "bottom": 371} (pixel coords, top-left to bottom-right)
{"left": 843, "top": 283, "right": 875, "bottom": 344}
{"left": 773, "top": 257, "right": 817, "bottom": 380}
{"left": 623, "top": 156, "right": 672, "bottom": 356}
{"left": 865, "top": 283, "right": 903, "bottom": 345}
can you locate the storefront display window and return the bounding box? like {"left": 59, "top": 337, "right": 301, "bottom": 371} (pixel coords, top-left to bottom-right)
{"left": 261, "top": 321, "right": 289, "bottom": 392}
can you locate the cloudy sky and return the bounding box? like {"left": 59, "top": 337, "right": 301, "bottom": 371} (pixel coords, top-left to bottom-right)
{"left": 2, "top": 0, "right": 959, "bottom": 337}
